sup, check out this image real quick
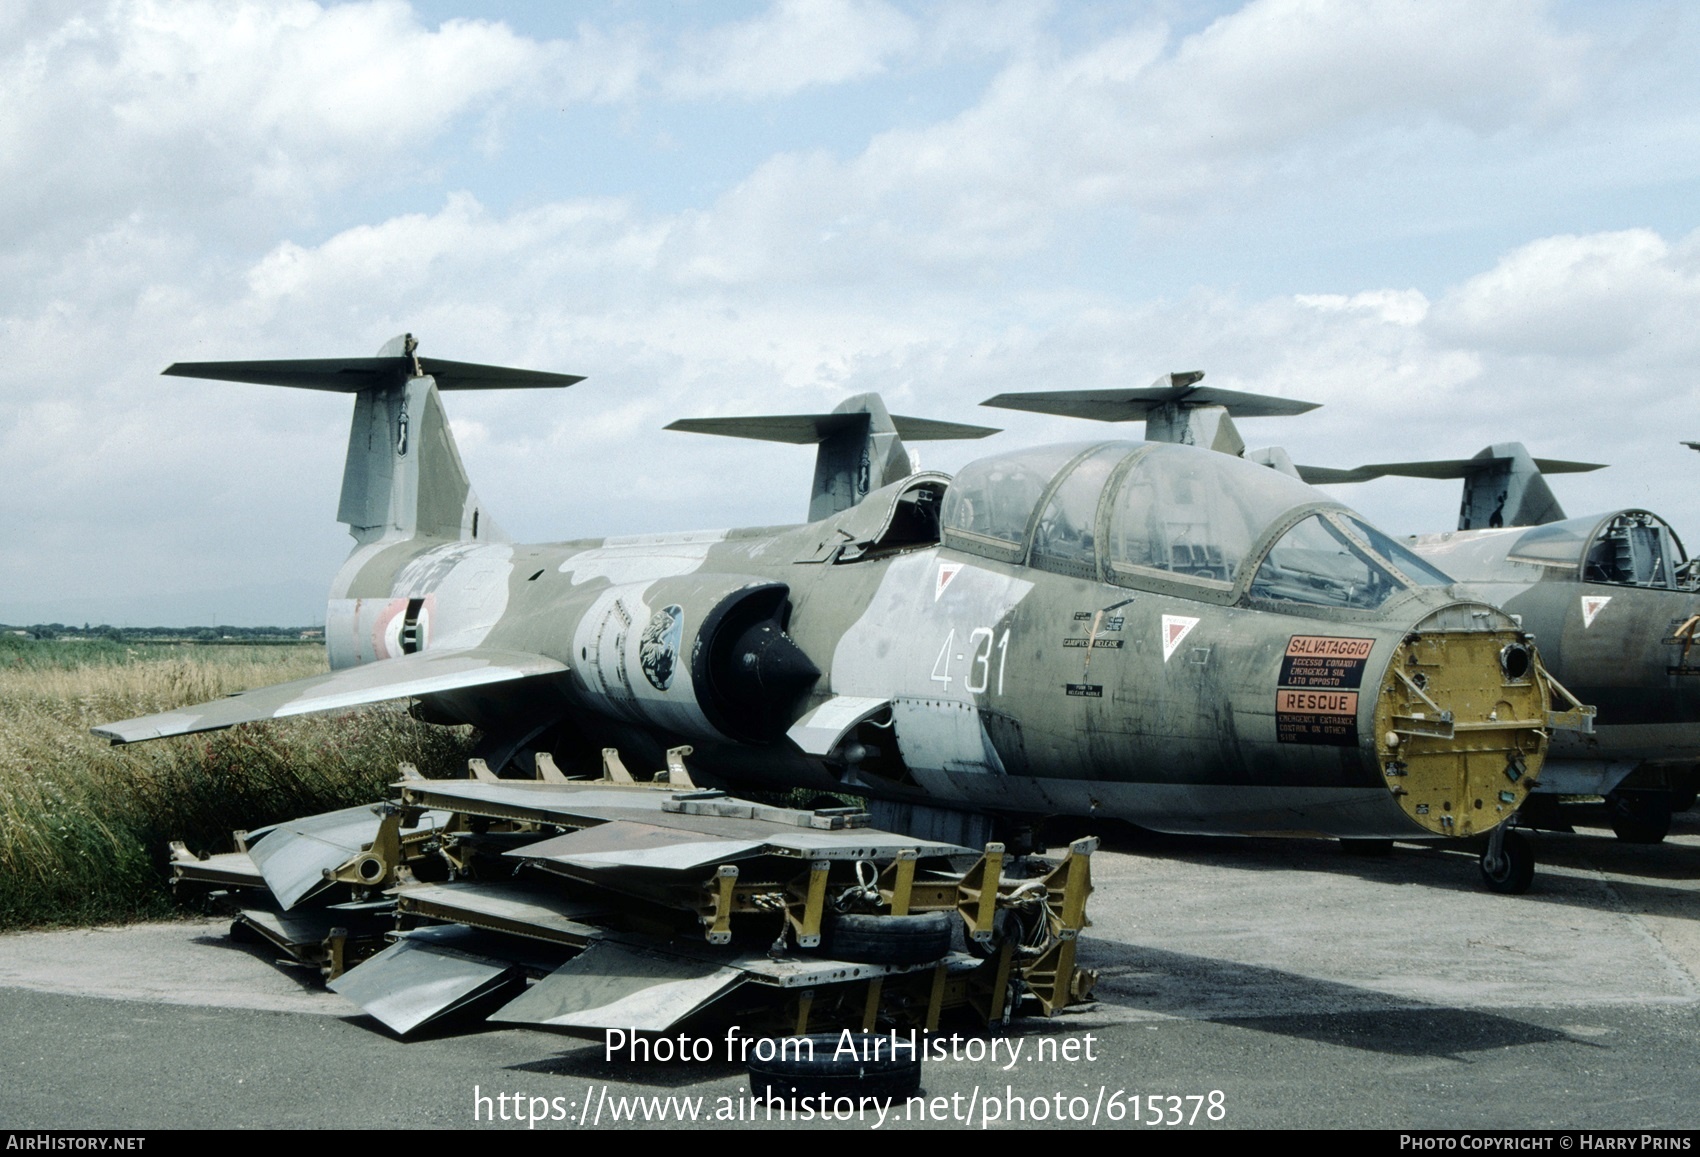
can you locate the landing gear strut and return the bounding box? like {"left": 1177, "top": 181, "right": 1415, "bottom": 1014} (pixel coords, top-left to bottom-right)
{"left": 1478, "top": 823, "right": 1535, "bottom": 895}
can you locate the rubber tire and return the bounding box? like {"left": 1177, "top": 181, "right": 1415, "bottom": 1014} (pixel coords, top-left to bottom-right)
{"left": 747, "top": 1032, "right": 922, "bottom": 1105}
{"left": 1610, "top": 790, "right": 1673, "bottom": 844}
{"left": 822, "top": 911, "right": 952, "bottom": 966}
{"left": 1478, "top": 830, "right": 1536, "bottom": 895}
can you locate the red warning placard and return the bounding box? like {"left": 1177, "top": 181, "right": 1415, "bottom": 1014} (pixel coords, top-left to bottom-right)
{"left": 1278, "top": 635, "right": 1375, "bottom": 689}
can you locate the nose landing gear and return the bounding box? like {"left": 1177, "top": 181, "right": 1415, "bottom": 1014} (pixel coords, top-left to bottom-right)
{"left": 1478, "top": 823, "right": 1535, "bottom": 894}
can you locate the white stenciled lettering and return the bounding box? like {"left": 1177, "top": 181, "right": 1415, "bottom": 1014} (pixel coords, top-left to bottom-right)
{"left": 966, "top": 627, "right": 994, "bottom": 692}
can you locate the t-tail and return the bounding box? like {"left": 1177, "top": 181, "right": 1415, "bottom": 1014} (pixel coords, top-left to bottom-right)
{"left": 667, "top": 393, "right": 999, "bottom": 521}
{"left": 1295, "top": 442, "right": 1606, "bottom": 530}
{"left": 980, "top": 371, "right": 1319, "bottom": 474}
{"left": 164, "top": 333, "right": 581, "bottom": 546}
{"left": 93, "top": 335, "right": 580, "bottom": 747}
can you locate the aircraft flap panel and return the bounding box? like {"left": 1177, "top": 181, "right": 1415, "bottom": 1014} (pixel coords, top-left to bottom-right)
{"left": 507, "top": 821, "right": 769, "bottom": 872}
{"left": 246, "top": 804, "right": 453, "bottom": 910}
{"left": 91, "top": 647, "right": 568, "bottom": 744}
{"left": 247, "top": 805, "right": 384, "bottom": 910}
{"left": 327, "top": 930, "right": 528, "bottom": 1036}
{"left": 787, "top": 694, "right": 893, "bottom": 755}
{"left": 393, "top": 882, "right": 609, "bottom": 943}
{"left": 507, "top": 806, "right": 973, "bottom": 862}
{"left": 397, "top": 779, "right": 673, "bottom": 828}
{"left": 171, "top": 848, "right": 264, "bottom": 890}
{"left": 488, "top": 942, "right": 745, "bottom": 1032}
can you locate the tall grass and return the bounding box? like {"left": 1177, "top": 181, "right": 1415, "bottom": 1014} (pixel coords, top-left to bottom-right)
{"left": 0, "top": 642, "right": 474, "bottom": 930}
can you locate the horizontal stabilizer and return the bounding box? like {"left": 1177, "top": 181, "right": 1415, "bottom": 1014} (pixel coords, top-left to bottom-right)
{"left": 982, "top": 377, "right": 1320, "bottom": 422}
{"left": 92, "top": 647, "right": 568, "bottom": 744}
{"left": 1298, "top": 442, "right": 1607, "bottom": 530}
{"left": 164, "top": 355, "right": 581, "bottom": 393}
{"left": 668, "top": 393, "right": 998, "bottom": 522}
{"left": 665, "top": 413, "right": 999, "bottom": 443}
{"left": 1298, "top": 456, "right": 1606, "bottom": 485}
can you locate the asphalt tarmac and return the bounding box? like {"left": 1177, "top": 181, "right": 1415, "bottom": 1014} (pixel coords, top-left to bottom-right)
{"left": 3, "top": 813, "right": 1698, "bottom": 1131}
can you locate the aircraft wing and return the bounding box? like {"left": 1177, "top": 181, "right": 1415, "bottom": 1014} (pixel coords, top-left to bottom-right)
{"left": 91, "top": 648, "right": 569, "bottom": 744}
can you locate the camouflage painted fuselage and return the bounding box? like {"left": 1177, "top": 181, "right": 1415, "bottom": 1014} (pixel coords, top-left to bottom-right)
{"left": 326, "top": 472, "right": 1548, "bottom": 841}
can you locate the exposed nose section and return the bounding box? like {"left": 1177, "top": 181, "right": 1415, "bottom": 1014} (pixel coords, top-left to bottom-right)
{"left": 1370, "top": 611, "right": 1574, "bottom": 837}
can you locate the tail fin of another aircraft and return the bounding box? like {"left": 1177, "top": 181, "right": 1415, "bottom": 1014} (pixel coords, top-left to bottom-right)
{"left": 1296, "top": 442, "right": 1606, "bottom": 530}
{"left": 164, "top": 334, "right": 581, "bottom": 545}
{"left": 667, "top": 393, "right": 999, "bottom": 522}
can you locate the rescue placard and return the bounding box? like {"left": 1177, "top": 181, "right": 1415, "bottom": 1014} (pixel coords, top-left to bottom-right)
{"left": 1278, "top": 635, "right": 1374, "bottom": 689}
{"left": 1276, "top": 688, "right": 1360, "bottom": 745}
{"left": 1277, "top": 689, "right": 1358, "bottom": 714}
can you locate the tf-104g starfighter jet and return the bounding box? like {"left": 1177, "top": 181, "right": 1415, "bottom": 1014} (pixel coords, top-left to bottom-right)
{"left": 98, "top": 339, "right": 1590, "bottom": 893}
{"left": 984, "top": 375, "right": 1692, "bottom": 866}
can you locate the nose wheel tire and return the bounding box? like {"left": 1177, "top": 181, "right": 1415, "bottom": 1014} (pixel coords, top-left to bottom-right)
{"left": 1478, "top": 829, "right": 1535, "bottom": 895}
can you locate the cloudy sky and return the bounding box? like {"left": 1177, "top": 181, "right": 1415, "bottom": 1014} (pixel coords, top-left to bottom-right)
{"left": 4, "top": 0, "right": 1699, "bottom": 626}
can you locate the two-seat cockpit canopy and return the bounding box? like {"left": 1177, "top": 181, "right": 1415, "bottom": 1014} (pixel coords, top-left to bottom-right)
{"left": 936, "top": 440, "right": 1454, "bottom": 610}
{"left": 1413, "top": 509, "right": 1697, "bottom": 591}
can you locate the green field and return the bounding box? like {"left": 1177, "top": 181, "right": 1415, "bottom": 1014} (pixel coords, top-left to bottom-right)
{"left": 0, "top": 638, "right": 474, "bottom": 930}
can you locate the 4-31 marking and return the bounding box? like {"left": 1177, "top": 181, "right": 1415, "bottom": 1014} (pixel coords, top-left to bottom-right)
{"left": 931, "top": 626, "right": 1010, "bottom": 694}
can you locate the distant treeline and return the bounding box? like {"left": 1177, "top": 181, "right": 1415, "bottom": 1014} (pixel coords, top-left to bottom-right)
{"left": 1, "top": 623, "right": 322, "bottom": 643}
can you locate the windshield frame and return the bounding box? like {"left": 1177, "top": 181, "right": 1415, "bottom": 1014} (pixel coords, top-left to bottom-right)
{"left": 1238, "top": 506, "right": 1456, "bottom": 613}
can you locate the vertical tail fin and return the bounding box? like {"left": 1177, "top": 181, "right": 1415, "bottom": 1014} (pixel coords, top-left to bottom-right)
{"left": 162, "top": 334, "right": 581, "bottom": 545}
{"left": 337, "top": 370, "right": 482, "bottom": 543}
{"left": 666, "top": 393, "right": 999, "bottom": 521}
{"left": 1455, "top": 443, "right": 1564, "bottom": 530}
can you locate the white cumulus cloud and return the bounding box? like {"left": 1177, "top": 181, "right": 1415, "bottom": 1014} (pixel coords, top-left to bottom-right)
{"left": 665, "top": 0, "right": 918, "bottom": 99}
